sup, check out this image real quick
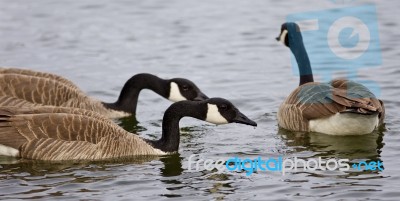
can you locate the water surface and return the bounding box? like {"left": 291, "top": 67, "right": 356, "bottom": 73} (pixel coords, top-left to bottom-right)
{"left": 0, "top": 0, "right": 399, "bottom": 200}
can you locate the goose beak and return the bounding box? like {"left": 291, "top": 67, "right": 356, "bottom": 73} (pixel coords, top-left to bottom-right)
{"left": 194, "top": 92, "right": 209, "bottom": 101}
{"left": 233, "top": 111, "right": 257, "bottom": 127}
{"left": 275, "top": 36, "right": 280, "bottom": 41}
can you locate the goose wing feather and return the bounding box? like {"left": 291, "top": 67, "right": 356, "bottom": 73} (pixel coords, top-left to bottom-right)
{"left": 283, "top": 80, "right": 384, "bottom": 121}
{"left": 0, "top": 96, "right": 41, "bottom": 108}
{"left": 0, "top": 67, "right": 79, "bottom": 90}
{"left": 0, "top": 74, "right": 85, "bottom": 106}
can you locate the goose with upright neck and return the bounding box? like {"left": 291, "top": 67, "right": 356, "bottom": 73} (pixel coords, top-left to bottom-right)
{"left": 0, "top": 98, "right": 257, "bottom": 160}
{"left": 275, "top": 22, "right": 385, "bottom": 135}
{"left": 0, "top": 68, "right": 209, "bottom": 118}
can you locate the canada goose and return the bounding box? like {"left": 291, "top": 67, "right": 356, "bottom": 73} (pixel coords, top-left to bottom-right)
{"left": 0, "top": 98, "right": 257, "bottom": 160}
{"left": 0, "top": 67, "right": 209, "bottom": 118}
{"left": 275, "top": 22, "right": 385, "bottom": 135}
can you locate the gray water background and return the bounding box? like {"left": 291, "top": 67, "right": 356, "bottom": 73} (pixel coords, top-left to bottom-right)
{"left": 0, "top": 0, "right": 399, "bottom": 200}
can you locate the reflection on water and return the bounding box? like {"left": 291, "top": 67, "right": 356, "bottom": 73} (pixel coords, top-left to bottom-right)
{"left": 0, "top": 156, "right": 164, "bottom": 199}
{"left": 278, "top": 127, "right": 385, "bottom": 179}
{"left": 115, "top": 115, "right": 145, "bottom": 133}
{"left": 0, "top": 155, "right": 162, "bottom": 174}
{"left": 159, "top": 154, "right": 183, "bottom": 177}
{"left": 278, "top": 128, "right": 385, "bottom": 161}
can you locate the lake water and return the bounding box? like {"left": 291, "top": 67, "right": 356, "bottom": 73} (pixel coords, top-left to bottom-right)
{"left": 0, "top": 0, "right": 399, "bottom": 200}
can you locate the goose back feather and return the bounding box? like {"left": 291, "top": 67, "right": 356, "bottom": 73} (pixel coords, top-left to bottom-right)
{"left": 0, "top": 74, "right": 86, "bottom": 106}
{"left": 0, "top": 67, "right": 79, "bottom": 90}
{"left": 0, "top": 74, "right": 114, "bottom": 116}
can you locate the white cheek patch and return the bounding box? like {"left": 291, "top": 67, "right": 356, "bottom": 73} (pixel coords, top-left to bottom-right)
{"left": 206, "top": 104, "right": 228, "bottom": 125}
{"left": 0, "top": 144, "right": 19, "bottom": 157}
{"left": 168, "top": 82, "right": 187, "bottom": 102}
{"left": 279, "top": 29, "right": 288, "bottom": 44}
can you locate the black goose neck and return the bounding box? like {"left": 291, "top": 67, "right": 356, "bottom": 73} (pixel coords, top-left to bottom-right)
{"left": 147, "top": 101, "right": 206, "bottom": 153}
{"left": 103, "top": 73, "right": 169, "bottom": 114}
{"left": 288, "top": 28, "right": 314, "bottom": 86}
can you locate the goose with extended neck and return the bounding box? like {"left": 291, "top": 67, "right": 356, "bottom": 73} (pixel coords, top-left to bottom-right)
{"left": 0, "top": 98, "right": 257, "bottom": 160}
{"left": 0, "top": 68, "right": 209, "bottom": 118}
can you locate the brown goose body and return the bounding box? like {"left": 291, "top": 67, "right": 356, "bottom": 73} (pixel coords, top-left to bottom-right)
{"left": 0, "top": 98, "right": 257, "bottom": 161}
{"left": 0, "top": 67, "right": 209, "bottom": 118}
{"left": 277, "top": 79, "right": 385, "bottom": 135}
{"left": 0, "top": 107, "right": 163, "bottom": 160}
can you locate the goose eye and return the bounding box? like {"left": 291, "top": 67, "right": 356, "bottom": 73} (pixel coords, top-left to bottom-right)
{"left": 219, "top": 104, "right": 228, "bottom": 110}
{"left": 181, "top": 85, "right": 189, "bottom": 91}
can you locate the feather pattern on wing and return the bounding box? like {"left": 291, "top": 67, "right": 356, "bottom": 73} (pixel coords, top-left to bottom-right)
{"left": 0, "top": 73, "right": 113, "bottom": 116}
{"left": 0, "top": 67, "right": 79, "bottom": 90}
{"left": 278, "top": 79, "right": 385, "bottom": 132}
{"left": 0, "top": 107, "right": 163, "bottom": 160}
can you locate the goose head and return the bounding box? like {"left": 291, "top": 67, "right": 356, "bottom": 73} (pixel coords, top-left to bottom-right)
{"left": 276, "top": 22, "right": 302, "bottom": 47}
{"left": 203, "top": 98, "right": 257, "bottom": 126}
{"left": 150, "top": 98, "right": 257, "bottom": 153}
{"left": 163, "top": 98, "right": 257, "bottom": 127}
{"left": 167, "top": 78, "right": 209, "bottom": 102}
{"left": 275, "top": 22, "right": 313, "bottom": 85}
{"left": 104, "top": 73, "right": 209, "bottom": 115}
